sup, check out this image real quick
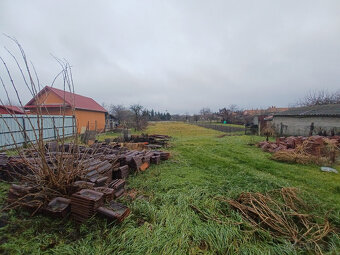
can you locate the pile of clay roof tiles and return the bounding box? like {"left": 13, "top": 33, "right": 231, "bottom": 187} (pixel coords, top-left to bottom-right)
{"left": 111, "top": 134, "right": 171, "bottom": 149}
{"left": 257, "top": 136, "right": 340, "bottom": 155}
{"left": 2, "top": 141, "right": 171, "bottom": 223}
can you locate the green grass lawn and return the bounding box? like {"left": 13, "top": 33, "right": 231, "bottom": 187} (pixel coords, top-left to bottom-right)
{"left": 0, "top": 122, "right": 339, "bottom": 254}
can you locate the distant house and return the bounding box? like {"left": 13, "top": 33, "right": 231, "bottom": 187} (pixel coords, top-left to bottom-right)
{"left": 243, "top": 106, "right": 289, "bottom": 117}
{"left": 24, "top": 86, "right": 107, "bottom": 133}
{"left": 272, "top": 104, "right": 340, "bottom": 136}
{"left": 245, "top": 106, "right": 289, "bottom": 133}
{"left": 0, "top": 105, "right": 25, "bottom": 115}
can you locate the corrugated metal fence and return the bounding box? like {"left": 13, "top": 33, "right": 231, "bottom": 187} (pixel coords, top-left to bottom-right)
{"left": 0, "top": 115, "right": 75, "bottom": 149}
{"left": 194, "top": 123, "right": 245, "bottom": 133}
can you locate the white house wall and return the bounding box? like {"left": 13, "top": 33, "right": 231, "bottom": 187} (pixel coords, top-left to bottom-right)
{"left": 272, "top": 116, "right": 340, "bottom": 136}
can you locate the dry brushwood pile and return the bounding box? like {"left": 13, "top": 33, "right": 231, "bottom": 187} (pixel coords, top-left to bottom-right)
{"left": 227, "top": 188, "right": 333, "bottom": 253}
{"left": 257, "top": 136, "right": 340, "bottom": 165}
{"left": 0, "top": 141, "right": 170, "bottom": 223}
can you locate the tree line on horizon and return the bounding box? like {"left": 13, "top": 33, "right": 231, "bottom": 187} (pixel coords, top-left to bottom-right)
{"left": 106, "top": 89, "right": 340, "bottom": 130}
{"left": 107, "top": 104, "right": 171, "bottom": 130}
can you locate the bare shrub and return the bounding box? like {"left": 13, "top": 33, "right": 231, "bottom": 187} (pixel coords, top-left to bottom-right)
{"left": 0, "top": 36, "right": 92, "bottom": 211}
{"left": 297, "top": 90, "right": 340, "bottom": 106}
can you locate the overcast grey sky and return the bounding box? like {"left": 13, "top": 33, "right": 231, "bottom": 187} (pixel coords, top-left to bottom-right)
{"left": 1, "top": 0, "right": 340, "bottom": 114}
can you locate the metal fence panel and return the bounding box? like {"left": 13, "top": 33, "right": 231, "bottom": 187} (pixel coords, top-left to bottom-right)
{"left": 0, "top": 114, "right": 75, "bottom": 149}
{"left": 194, "top": 123, "right": 245, "bottom": 134}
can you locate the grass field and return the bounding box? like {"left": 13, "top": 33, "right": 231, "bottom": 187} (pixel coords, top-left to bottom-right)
{"left": 0, "top": 122, "right": 339, "bottom": 254}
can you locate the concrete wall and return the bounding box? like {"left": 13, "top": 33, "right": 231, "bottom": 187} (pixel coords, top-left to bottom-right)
{"left": 272, "top": 116, "right": 340, "bottom": 136}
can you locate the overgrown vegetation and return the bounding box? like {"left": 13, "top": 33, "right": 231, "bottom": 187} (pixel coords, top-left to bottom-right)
{"left": 0, "top": 37, "right": 86, "bottom": 211}
{"left": 1, "top": 122, "right": 339, "bottom": 254}
{"left": 109, "top": 104, "right": 171, "bottom": 130}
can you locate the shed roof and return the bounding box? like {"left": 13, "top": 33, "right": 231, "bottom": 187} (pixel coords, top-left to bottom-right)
{"left": 25, "top": 86, "right": 107, "bottom": 113}
{"left": 274, "top": 104, "right": 340, "bottom": 117}
{"left": 0, "top": 105, "right": 25, "bottom": 114}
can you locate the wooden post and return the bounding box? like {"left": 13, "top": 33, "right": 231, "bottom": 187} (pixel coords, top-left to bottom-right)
{"left": 73, "top": 115, "right": 76, "bottom": 135}
{"left": 22, "top": 116, "right": 28, "bottom": 147}
{"left": 52, "top": 116, "right": 57, "bottom": 140}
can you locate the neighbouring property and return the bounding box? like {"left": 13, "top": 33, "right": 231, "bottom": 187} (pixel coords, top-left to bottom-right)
{"left": 0, "top": 105, "right": 25, "bottom": 115}
{"left": 244, "top": 106, "right": 289, "bottom": 134}
{"left": 272, "top": 104, "right": 340, "bottom": 136}
{"left": 24, "top": 86, "right": 107, "bottom": 133}
{"left": 243, "top": 106, "right": 289, "bottom": 117}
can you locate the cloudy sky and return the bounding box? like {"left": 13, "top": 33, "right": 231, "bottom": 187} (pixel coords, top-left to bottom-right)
{"left": 1, "top": 0, "right": 340, "bottom": 114}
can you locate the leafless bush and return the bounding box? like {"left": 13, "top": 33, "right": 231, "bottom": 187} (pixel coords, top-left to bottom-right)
{"left": 0, "top": 36, "right": 93, "bottom": 211}
{"left": 297, "top": 90, "right": 340, "bottom": 106}
{"left": 130, "top": 104, "right": 148, "bottom": 131}
{"left": 199, "top": 107, "right": 213, "bottom": 122}
{"left": 261, "top": 126, "right": 276, "bottom": 141}
{"left": 218, "top": 104, "right": 245, "bottom": 124}
{"left": 109, "top": 104, "right": 133, "bottom": 128}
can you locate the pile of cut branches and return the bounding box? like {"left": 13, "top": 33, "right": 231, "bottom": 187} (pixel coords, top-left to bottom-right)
{"left": 227, "top": 188, "right": 333, "bottom": 253}
{"left": 258, "top": 136, "right": 340, "bottom": 165}
{"left": 271, "top": 150, "right": 325, "bottom": 165}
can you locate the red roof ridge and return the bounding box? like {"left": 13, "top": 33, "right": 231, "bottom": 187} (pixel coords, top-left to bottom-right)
{"left": 0, "top": 105, "right": 25, "bottom": 114}
{"left": 25, "top": 86, "right": 107, "bottom": 113}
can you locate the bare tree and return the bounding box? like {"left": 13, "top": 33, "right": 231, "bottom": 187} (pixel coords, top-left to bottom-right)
{"left": 218, "top": 105, "right": 245, "bottom": 124}
{"left": 297, "top": 90, "right": 340, "bottom": 106}
{"left": 130, "top": 104, "right": 146, "bottom": 130}
{"left": 199, "top": 107, "right": 212, "bottom": 122}
{"left": 109, "top": 104, "right": 132, "bottom": 126}
{"left": 218, "top": 105, "right": 237, "bottom": 123}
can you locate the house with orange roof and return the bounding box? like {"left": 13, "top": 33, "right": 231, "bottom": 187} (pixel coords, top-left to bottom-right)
{"left": 243, "top": 106, "right": 289, "bottom": 116}
{"left": 24, "top": 86, "right": 107, "bottom": 133}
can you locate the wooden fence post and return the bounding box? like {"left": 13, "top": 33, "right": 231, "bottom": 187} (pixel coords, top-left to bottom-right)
{"left": 73, "top": 115, "right": 76, "bottom": 135}
{"left": 52, "top": 116, "right": 57, "bottom": 140}
{"left": 22, "top": 116, "right": 28, "bottom": 147}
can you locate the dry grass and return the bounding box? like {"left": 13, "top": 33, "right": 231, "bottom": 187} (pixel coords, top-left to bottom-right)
{"left": 271, "top": 150, "right": 326, "bottom": 165}
{"left": 226, "top": 187, "right": 333, "bottom": 254}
